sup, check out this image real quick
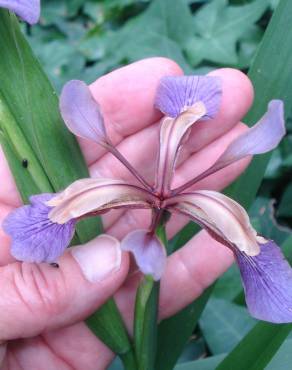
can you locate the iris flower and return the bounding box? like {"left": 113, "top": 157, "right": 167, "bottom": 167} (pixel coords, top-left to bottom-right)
{"left": 0, "top": 0, "right": 40, "bottom": 25}
{"left": 4, "top": 75, "right": 292, "bottom": 324}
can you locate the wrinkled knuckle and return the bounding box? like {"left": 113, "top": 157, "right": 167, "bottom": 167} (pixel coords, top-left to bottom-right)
{"left": 9, "top": 262, "right": 68, "bottom": 317}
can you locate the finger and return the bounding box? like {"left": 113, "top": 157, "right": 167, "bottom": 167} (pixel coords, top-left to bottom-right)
{"left": 81, "top": 57, "right": 183, "bottom": 165}
{"left": 0, "top": 235, "right": 128, "bottom": 341}
{"left": 159, "top": 230, "right": 234, "bottom": 319}
{"left": 104, "top": 122, "right": 250, "bottom": 239}
{"left": 42, "top": 323, "right": 113, "bottom": 370}
{"left": 4, "top": 323, "right": 112, "bottom": 370}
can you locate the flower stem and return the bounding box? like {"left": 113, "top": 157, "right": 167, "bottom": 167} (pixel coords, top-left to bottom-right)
{"left": 133, "top": 223, "right": 167, "bottom": 370}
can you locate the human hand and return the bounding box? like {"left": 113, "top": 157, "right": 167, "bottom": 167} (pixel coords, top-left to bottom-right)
{"left": 0, "top": 58, "right": 253, "bottom": 369}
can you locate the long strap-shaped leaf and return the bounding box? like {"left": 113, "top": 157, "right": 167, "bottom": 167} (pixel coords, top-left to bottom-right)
{"left": 0, "top": 9, "right": 134, "bottom": 366}
{"left": 155, "top": 0, "right": 292, "bottom": 368}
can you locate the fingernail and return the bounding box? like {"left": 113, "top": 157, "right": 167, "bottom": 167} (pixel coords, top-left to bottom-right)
{"left": 71, "top": 234, "right": 122, "bottom": 282}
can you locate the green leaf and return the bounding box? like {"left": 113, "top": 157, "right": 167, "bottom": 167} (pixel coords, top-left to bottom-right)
{"left": 174, "top": 354, "right": 226, "bottom": 370}
{"left": 155, "top": 287, "right": 213, "bottom": 370}
{"left": 215, "top": 323, "right": 292, "bottom": 370}
{"left": 186, "top": 0, "right": 268, "bottom": 66}
{"left": 144, "top": 0, "right": 194, "bottom": 45}
{"left": 237, "top": 25, "right": 264, "bottom": 69}
{"left": 29, "top": 37, "right": 86, "bottom": 92}
{"left": 0, "top": 93, "right": 53, "bottom": 199}
{"left": 265, "top": 335, "right": 292, "bottom": 370}
{"left": 277, "top": 183, "right": 292, "bottom": 218}
{"left": 199, "top": 299, "right": 256, "bottom": 354}
{"left": 87, "top": 300, "right": 136, "bottom": 367}
{"left": 177, "top": 337, "right": 206, "bottom": 364}
{"left": 250, "top": 197, "right": 290, "bottom": 242}
{"left": 81, "top": 0, "right": 194, "bottom": 73}
{"left": 0, "top": 131, "right": 43, "bottom": 201}
{"left": 65, "top": 0, "right": 86, "bottom": 16}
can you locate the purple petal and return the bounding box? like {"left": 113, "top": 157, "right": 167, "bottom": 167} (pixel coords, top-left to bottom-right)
{"left": 206, "top": 100, "right": 285, "bottom": 175}
{"left": 121, "top": 230, "right": 167, "bottom": 281}
{"left": 174, "top": 100, "right": 285, "bottom": 194}
{"left": 60, "top": 80, "right": 107, "bottom": 144}
{"left": 3, "top": 194, "right": 76, "bottom": 263}
{"left": 0, "top": 0, "right": 40, "bottom": 24}
{"left": 217, "top": 100, "right": 284, "bottom": 163}
{"left": 236, "top": 241, "right": 292, "bottom": 323}
{"left": 155, "top": 75, "right": 222, "bottom": 119}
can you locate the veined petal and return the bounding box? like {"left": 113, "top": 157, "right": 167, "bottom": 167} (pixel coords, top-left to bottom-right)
{"left": 156, "top": 102, "right": 206, "bottom": 193}
{"left": 60, "top": 80, "right": 107, "bottom": 144}
{"left": 3, "top": 194, "right": 76, "bottom": 263}
{"left": 236, "top": 241, "right": 292, "bottom": 323}
{"left": 213, "top": 100, "right": 285, "bottom": 167}
{"left": 155, "top": 75, "right": 222, "bottom": 119}
{"left": 166, "top": 191, "right": 261, "bottom": 256}
{"left": 121, "top": 229, "right": 167, "bottom": 281}
{"left": 47, "top": 178, "right": 157, "bottom": 224}
{"left": 173, "top": 100, "right": 285, "bottom": 195}
{"left": 0, "top": 0, "right": 40, "bottom": 24}
{"left": 183, "top": 100, "right": 285, "bottom": 190}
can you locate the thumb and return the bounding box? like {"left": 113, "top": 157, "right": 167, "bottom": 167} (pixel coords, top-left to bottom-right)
{"left": 0, "top": 234, "right": 129, "bottom": 341}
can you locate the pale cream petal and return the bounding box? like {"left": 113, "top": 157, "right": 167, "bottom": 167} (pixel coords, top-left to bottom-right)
{"left": 166, "top": 190, "right": 260, "bottom": 256}
{"left": 48, "top": 178, "right": 157, "bottom": 224}
{"left": 156, "top": 102, "right": 206, "bottom": 194}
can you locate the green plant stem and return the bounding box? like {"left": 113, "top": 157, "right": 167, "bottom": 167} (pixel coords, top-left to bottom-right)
{"left": 134, "top": 276, "right": 159, "bottom": 370}
{"left": 134, "top": 224, "right": 167, "bottom": 370}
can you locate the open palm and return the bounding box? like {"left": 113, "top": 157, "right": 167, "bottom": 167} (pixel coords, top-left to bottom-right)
{"left": 0, "top": 58, "right": 253, "bottom": 370}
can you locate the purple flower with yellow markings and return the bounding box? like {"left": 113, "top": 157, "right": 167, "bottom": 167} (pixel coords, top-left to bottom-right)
{"left": 0, "top": 0, "right": 40, "bottom": 24}
{"left": 4, "top": 74, "right": 290, "bottom": 323}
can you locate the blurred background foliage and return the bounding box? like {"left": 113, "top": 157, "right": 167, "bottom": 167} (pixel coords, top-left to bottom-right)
{"left": 23, "top": 0, "right": 292, "bottom": 367}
